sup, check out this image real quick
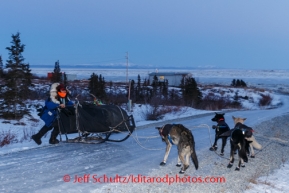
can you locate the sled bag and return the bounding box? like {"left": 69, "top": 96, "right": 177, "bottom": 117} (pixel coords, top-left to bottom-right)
{"left": 59, "top": 104, "right": 130, "bottom": 134}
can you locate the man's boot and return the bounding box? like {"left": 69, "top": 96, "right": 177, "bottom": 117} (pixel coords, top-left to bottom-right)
{"left": 49, "top": 127, "right": 60, "bottom": 144}
{"left": 209, "top": 145, "right": 217, "bottom": 151}
{"left": 32, "top": 125, "right": 50, "bottom": 145}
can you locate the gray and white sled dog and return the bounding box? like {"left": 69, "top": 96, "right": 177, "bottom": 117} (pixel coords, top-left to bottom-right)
{"left": 156, "top": 124, "right": 198, "bottom": 174}
{"left": 232, "top": 116, "right": 262, "bottom": 158}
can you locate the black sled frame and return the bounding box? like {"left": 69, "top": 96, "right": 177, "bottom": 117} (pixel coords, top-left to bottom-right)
{"left": 57, "top": 100, "right": 136, "bottom": 144}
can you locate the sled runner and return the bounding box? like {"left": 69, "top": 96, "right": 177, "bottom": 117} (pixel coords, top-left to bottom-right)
{"left": 56, "top": 101, "right": 135, "bottom": 144}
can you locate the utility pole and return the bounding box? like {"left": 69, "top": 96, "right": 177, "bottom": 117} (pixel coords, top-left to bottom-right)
{"left": 126, "top": 52, "right": 132, "bottom": 112}
{"left": 126, "top": 52, "right": 129, "bottom": 84}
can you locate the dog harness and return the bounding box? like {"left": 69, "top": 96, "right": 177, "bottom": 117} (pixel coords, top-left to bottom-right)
{"left": 217, "top": 126, "right": 228, "bottom": 129}
{"left": 216, "top": 125, "right": 229, "bottom": 132}
{"left": 234, "top": 123, "right": 254, "bottom": 138}
{"left": 216, "top": 119, "right": 230, "bottom": 131}
{"left": 230, "top": 128, "right": 253, "bottom": 141}
{"left": 167, "top": 134, "right": 174, "bottom": 145}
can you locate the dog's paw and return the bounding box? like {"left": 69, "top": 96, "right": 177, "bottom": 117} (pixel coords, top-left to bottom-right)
{"left": 250, "top": 155, "right": 255, "bottom": 158}
{"left": 160, "top": 162, "right": 166, "bottom": 166}
{"left": 241, "top": 163, "right": 245, "bottom": 167}
{"left": 235, "top": 167, "right": 240, "bottom": 171}
{"left": 220, "top": 152, "right": 224, "bottom": 156}
{"left": 176, "top": 163, "right": 182, "bottom": 167}
{"left": 179, "top": 170, "right": 185, "bottom": 174}
{"left": 227, "top": 162, "right": 233, "bottom": 168}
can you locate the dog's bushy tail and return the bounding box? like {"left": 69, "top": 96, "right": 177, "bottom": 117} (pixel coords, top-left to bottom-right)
{"left": 247, "top": 136, "right": 262, "bottom": 150}
{"left": 188, "top": 130, "right": 198, "bottom": 170}
{"left": 179, "top": 124, "right": 199, "bottom": 170}
{"left": 191, "top": 148, "right": 199, "bottom": 170}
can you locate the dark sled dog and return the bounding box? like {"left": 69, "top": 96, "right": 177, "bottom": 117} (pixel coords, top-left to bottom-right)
{"left": 232, "top": 116, "right": 262, "bottom": 158}
{"left": 156, "top": 124, "right": 199, "bottom": 174}
{"left": 227, "top": 127, "right": 249, "bottom": 171}
{"left": 209, "top": 113, "right": 230, "bottom": 156}
{"left": 220, "top": 116, "right": 256, "bottom": 170}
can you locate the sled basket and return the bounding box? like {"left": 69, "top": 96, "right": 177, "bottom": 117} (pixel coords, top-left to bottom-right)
{"left": 58, "top": 103, "right": 135, "bottom": 143}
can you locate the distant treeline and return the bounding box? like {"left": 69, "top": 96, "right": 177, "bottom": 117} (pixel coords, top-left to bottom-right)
{"left": 231, "top": 79, "right": 247, "bottom": 87}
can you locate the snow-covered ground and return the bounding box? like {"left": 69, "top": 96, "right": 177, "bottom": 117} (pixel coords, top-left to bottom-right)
{"left": 1, "top": 68, "right": 289, "bottom": 192}
{"left": 246, "top": 162, "right": 289, "bottom": 193}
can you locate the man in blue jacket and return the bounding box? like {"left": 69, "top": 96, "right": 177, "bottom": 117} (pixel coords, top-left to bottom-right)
{"left": 32, "top": 84, "right": 74, "bottom": 145}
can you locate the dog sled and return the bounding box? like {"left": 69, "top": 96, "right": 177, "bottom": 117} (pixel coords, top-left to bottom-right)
{"left": 56, "top": 100, "right": 136, "bottom": 144}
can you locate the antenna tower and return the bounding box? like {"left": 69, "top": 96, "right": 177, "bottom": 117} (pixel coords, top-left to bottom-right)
{"left": 126, "top": 52, "right": 129, "bottom": 84}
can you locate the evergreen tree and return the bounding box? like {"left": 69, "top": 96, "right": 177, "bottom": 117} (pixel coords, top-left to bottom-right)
{"left": 190, "top": 77, "right": 202, "bottom": 106}
{"left": 231, "top": 79, "right": 236, "bottom": 87}
{"left": 137, "top": 74, "right": 141, "bottom": 90}
{"left": 236, "top": 79, "right": 241, "bottom": 87}
{"left": 51, "top": 60, "right": 62, "bottom": 83}
{"left": 182, "top": 77, "right": 202, "bottom": 107}
{"left": 0, "top": 32, "right": 32, "bottom": 119}
{"left": 143, "top": 78, "right": 149, "bottom": 86}
{"left": 159, "top": 80, "right": 163, "bottom": 95}
{"left": 151, "top": 75, "right": 158, "bottom": 96}
{"left": 152, "top": 75, "right": 158, "bottom": 87}
{"left": 88, "top": 73, "right": 99, "bottom": 96}
{"left": 136, "top": 74, "right": 142, "bottom": 101}
{"left": 88, "top": 73, "right": 106, "bottom": 100}
{"left": 0, "top": 55, "right": 3, "bottom": 77}
{"left": 98, "top": 74, "right": 106, "bottom": 99}
{"left": 240, "top": 79, "right": 247, "bottom": 87}
{"left": 129, "top": 79, "right": 135, "bottom": 100}
{"left": 231, "top": 79, "right": 247, "bottom": 87}
{"left": 180, "top": 76, "right": 186, "bottom": 94}
{"left": 162, "top": 79, "right": 168, "bottom": 99}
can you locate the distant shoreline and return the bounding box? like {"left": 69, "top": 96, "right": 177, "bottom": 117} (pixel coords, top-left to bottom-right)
{"left": 29, "top": 65, "right": 289, "bottom": 71}
{"left": 29, "top": 67, "right": 289, "bottom": 90}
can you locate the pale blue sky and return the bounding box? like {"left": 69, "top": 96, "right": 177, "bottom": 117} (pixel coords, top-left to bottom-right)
{"left": 1, "top": 0, "right": 289, "bottom": 69}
